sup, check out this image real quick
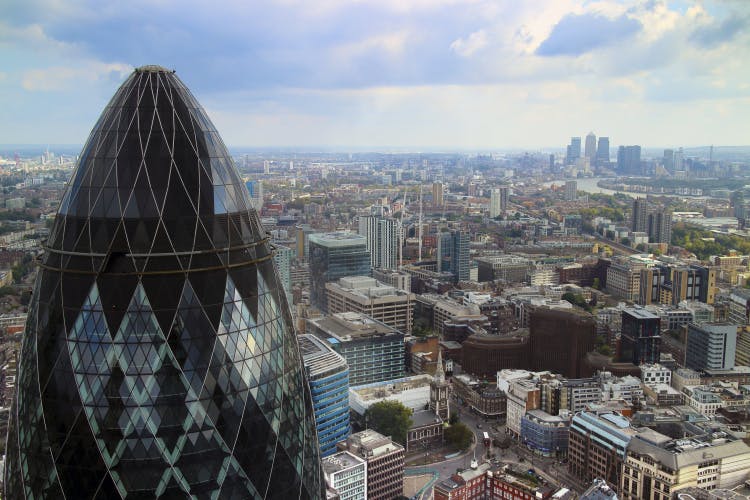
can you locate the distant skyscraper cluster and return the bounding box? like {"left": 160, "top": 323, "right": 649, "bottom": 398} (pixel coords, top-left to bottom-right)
{"left": 617, "top": 145, "right": 642, "bottom": 175}
{"left": 565, "top": 132, "right": 611, "bottom": 171}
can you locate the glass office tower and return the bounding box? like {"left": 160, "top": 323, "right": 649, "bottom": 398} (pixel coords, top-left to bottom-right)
{"left": 5, "top": 66, "right": 323, "bottom": 498}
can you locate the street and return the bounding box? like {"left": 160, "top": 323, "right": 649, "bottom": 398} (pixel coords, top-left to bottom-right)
{"left": 406, "top": 400, "right": 586, "bottom": 495}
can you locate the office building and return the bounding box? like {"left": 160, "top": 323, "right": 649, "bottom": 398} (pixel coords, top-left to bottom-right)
{"left": 685, "top": 323, "right": 737, "bottom": 371}
{"left": 4, "top": 66, "right": 323, "bottom": 497}
{"left": 432, "top": 181, "right": 444, "bottom": 207}
{"left": 617, "top": 145, "right": 642, "bottom": 174}
{"left": 476, "top": 255, "right": 532, "bottom": 283}
{"left": 520, "top": 410, "right": 570, "bottom": 457}
{"left": 565, "top": 180, "right": 578, "bottom": 201}
{"left": 567, "top": 137, "right": 582, "bottom": 164}
{"left": 309, "top": 232, "right": 371, "bottom": 312}
{"left": 620, "top": 308, "right": 661, "bottom": 365}
{"left": 461, "top": 333, "right": 530, "bottom": 377}
{"left": 299, "top": 335, "right": 351, "bottom": 457}
{"left": 326, "top": 276, "right": 415, "bottom": 334}
{"left": 451, "top": 374, "right": 507, "bottom": 420}
{"left": 621, "top": 431, "right": 750, "bottom": 499}
{"left": 338, "top": 430, "right": 405, "bottom": 500}
{"left": 607, "top": 260, "right": 645, "bottom": 302}
{"left": 372, "top": 268, "right": 411, "bottom": 292}
{"left": 434, "top": 462, "right": 553, "bottom": 500}
{"left": 296, "top": 224, "right": 317, "bottom": 261}
{"left": 322, "top": 452, "right": 367, "bottom": 500}
{"left": 596, "top": 137, "right": 610, "bottom": 165}
{"left": 358, "top": 215, "right": 398, "bottom": 270}
{"left": 585, "top": 132, "right": 597, "bottom": 160}
{"left": 307, "top": 312, "right": 405, "bottom": 385}
{"left": 530, "top": 308, "right": 596, "bottom": 378}
{"left": 568, "top": 411, "right": 636, "bottom": 489}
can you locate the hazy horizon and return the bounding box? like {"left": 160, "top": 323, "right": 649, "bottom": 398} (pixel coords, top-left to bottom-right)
{"left": 2, "top": 0, "right": 748, "bottom": 148}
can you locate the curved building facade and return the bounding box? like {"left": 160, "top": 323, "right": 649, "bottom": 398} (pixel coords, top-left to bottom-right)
{"left": 461, "top": 333, "right": 530, "bottom": 377}
{"left": 5, "top": 66, "right": 323, "bottom": 498}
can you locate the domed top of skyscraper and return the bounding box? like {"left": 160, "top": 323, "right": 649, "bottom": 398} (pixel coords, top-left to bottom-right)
{"left": 5, "top": 67, "right": 324, "bottom": 498}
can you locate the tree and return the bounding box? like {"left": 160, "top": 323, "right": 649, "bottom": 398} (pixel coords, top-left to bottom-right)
{"left": 444, "top": 422, "right": 473, "bottom": 451}
{"left": 592, "top": 277, "right": 600, "bottom": 290}
{"left": 365, "top": 401, "right": 413, "bottom": 445}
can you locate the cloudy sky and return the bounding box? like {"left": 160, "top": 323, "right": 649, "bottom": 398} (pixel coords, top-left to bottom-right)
{"left": 1, "top": 0, "right": 748, "bottom": 149}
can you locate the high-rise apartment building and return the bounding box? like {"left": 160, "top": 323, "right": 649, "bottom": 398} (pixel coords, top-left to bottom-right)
{"left": 4, "top": 66, "right": 323, "bottom": 497}
{"left": 309, "top": 232, "right": 371, "bottom": 312}
{"left": 299, "top": 335, "right": 351, "bottom": 457}
{"left": 565, "top": 180, "right": 578, "bottom": 201}
{"left": 632, "top": 198, "right": 650, "bottom": 233}
{"left": 648, "top": 210, "right": 673, "bottom": 244}
{"left": 307, "top": 312, "right": 405, "bottom": 385}
{"left": 596, "top": 137, "right": 610, "bottom": 165}
{"left": 273, "top": 244, "right": 294, "bottom": 299}
{"left": 490, "top": 188, "right": 503, "bottom": 218}
{"left": 358, "top": 215, "right": 398, "bottom": 270}
{"left": 326, "top": 276, "right": 415, "bottom": 333}
{"left": 584, "top": 132, "right": 597, "bottom": 160}
{"left": 432, "top": 181, "right": 444, "bottom": 207}
{"left": 451, "top": 230, "right": 470, "bottom": 282}
{"left": 338, "top": 430, "right": 405, "bottom": 500}
{"left": 620, "top": 308, "right": 661, "bottom": 365}
{"left": 685, "top": 323, "right": 737, "bottom": 371}
{"left": 567, "top": 137, "right": 582, "bottom": 164}
{"left": 617, "top": 145, "right": 642, "bottom": 174}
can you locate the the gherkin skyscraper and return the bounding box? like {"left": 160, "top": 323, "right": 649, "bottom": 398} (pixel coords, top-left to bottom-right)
{"left": 4, "top": 66, "right": 324, "bottom": 498}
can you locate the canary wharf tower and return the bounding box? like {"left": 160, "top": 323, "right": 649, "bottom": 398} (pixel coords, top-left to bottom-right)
{"left": 5, "top": 66, "right": 324, "bottom": 498}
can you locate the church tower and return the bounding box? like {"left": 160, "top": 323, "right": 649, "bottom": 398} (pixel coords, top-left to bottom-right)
{"left": 429, "top": 348, "right": 450, "bottom": 420}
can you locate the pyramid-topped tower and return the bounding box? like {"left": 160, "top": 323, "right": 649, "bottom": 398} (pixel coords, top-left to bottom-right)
{"left": 5, "top": 66, "right": 323, "bottom": 498}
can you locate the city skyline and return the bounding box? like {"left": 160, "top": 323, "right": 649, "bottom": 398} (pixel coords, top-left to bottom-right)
{"left": 1, "top": 0, "right": 749, "bottom": 148}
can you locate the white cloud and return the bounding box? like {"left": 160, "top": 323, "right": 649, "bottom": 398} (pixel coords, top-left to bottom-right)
{"left": 450, "top": 30, "right": 488, "bottom": 57}
{"left": 21, "top": 62, "right": 132, "bottom": 92}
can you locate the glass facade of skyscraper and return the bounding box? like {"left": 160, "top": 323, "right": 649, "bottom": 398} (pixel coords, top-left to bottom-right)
{"left": 308, "top": 232, "right": 371, "bottom": 312}
{"left": 4, "top": 66, "right": 323, "bottom": 498}
{"left": 299, "top": 335, "right": 351, "bottom": 457}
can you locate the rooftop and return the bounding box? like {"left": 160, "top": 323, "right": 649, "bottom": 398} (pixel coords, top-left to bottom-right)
{"left": 628, "top": 430, "right": 750, "bottom": 470}
{"left": 322, "top": 451, "right": 365, "bottom": 474}
{"left": 298, "top": 334, "right": 348, "bottom": 378}
{"left": 411, "top": 409, "right": 442, "bottom": 428}
{"left": 623, "top": 307, "right": 660, "bottom": 320}
{"left": 308, "top": 231, "right": 367, "bottom": 247}
{"left": 308, "top": 312, "right": 401, "bottom": 342}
